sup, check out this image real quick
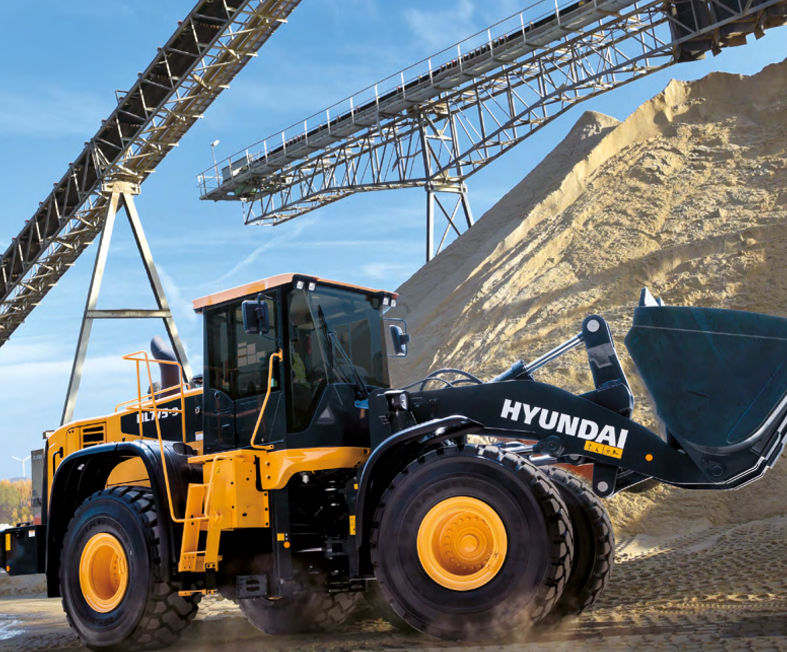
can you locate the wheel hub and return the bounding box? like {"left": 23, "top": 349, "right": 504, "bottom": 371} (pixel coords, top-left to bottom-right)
{"left": 79, "top": 533, "right": 129, "bottom": 613}
{"left": 417, "top": 496, "right": 508, "bottom": 591}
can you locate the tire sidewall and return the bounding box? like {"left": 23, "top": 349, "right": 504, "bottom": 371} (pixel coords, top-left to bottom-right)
{"left": 61, "top": 493, "right": 152, "bottom": 648}
{"left": 374, "top": 451, "right": 550, "bottom": 638}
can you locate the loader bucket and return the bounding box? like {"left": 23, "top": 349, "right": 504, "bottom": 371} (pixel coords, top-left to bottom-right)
{"left": 624, "top": 304, "right": 787, "bottom": 454}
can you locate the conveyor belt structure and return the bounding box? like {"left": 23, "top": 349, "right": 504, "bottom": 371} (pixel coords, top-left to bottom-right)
{"left": 0, "top": 0, "right": 302, "bottom": 348}
{"left": 199, "top": 0, "right": 787, "bottom": 260}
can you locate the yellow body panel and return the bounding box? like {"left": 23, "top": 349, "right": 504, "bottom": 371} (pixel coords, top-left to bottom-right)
{"left": 177, "top": 446, "right": 368, "bottom": 574}
{"left": 45, "top": 387, "right": 202, "bottom": 499}
{"left": 189, "top": 446, "right": 369, "bottom": 491}
{"left": 106, "top": 459, "right": 150, "bottom": 488}
{"left": 44, "top": 360, "right": 366, "bottom": 583}
{"left": 203, "top": 455, "right": 270, "bottom": 530}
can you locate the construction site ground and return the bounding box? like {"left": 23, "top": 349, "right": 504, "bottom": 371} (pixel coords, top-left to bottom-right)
{"left": 3, "top": 513, "right": 787, "bottom": 651}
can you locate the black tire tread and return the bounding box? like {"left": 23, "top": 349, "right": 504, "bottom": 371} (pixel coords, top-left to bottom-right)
{"left": 370, "top": 443, "right": 574, "bottom": 636}
{"left": 311, "top": 591, "right": 360, "bottom": 631}
{"left": 542, "top": 466, "right": 614, "bottom": 620}
{"left": 60, "top": 486, "right": 200, "bottom": 651}
{"left": 364, "top": 581, "right": 412, "bottom": 631}
{"left": 240, "top": 590, "right": 359, "bottom": 634}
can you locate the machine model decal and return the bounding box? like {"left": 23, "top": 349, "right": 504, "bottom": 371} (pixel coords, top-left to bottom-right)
{"left": 500, "top": 399, "right": 628, "bottom": 457}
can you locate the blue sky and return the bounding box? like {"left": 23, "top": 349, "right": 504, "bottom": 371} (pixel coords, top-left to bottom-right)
{"left": 0, "top": 0, "right": 785, "bottom": 480}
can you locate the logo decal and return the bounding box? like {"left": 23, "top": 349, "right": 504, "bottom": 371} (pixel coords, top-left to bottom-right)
{"left": 583, "top": 440, "right": 623, "bottom": 459}
{"left": 500, "top": 399, "right": 627, "bottom": 458}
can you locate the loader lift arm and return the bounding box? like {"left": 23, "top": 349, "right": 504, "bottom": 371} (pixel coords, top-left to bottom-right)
{"left": 362, "top": 290, "right": 787, "bottom": 509}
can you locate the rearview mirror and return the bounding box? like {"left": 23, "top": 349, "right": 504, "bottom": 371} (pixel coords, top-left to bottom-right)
{"left": 242, "top": 298, "right": 270, "bottom": 335}
{"left": 389, "top": 324, "right": 411, "bottom": 358}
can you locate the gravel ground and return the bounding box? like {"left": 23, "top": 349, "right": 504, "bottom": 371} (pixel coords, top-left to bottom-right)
{"left": 3, "top": 515, "right": 787, "bottom": 652}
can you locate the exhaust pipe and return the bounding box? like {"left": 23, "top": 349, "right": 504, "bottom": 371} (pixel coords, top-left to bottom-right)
{"left": 151, "top": 336, "right": 181, "bottom": 398}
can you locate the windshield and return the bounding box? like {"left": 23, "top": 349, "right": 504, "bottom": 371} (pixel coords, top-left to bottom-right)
{"left": 289, "top": 285, "right": 390, "bottom": 391}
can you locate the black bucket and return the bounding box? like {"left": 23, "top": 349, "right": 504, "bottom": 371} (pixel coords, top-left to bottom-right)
{"left": 625, "top": 305, "right": 787, "bottom": 454}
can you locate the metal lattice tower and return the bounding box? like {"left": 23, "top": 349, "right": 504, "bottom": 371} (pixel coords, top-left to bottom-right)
{"left": 199, "top": 0, "right": 787, "bottom": 261}
{"left": 0, "top": 0, "right": 302, "bottom": 350}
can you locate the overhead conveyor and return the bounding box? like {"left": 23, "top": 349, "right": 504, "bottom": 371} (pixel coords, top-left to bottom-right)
{"left": 199, "top": 0, "right": 787, "bottom": 261}
{"left": 0, "top": 0, "right": 302, "bottom": 421}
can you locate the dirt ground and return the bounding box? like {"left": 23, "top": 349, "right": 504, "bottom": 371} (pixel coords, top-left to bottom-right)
{"left": 3, "top": 513, "right": 787, "bottom": 651}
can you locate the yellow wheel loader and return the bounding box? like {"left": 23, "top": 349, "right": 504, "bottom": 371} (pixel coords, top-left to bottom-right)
{"left": 3, "top": 275, "right": 787, "bottom": 649}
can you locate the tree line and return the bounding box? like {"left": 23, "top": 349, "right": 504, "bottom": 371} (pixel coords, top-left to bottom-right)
{"left": 0, "top": 479, "right": 33, "bottom": 526}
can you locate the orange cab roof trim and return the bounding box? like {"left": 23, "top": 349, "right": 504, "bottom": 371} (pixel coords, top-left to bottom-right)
{"left": 191, "top": 273, "right": 398, "bottom": 313}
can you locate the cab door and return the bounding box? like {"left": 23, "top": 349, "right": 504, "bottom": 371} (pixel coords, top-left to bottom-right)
{"left": 203, "top": 294, "right": 284, "bottom": 452}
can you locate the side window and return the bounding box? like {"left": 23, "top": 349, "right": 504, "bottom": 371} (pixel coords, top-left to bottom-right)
{"left": 287, "top": 291, "right": 328, "bottom": 432}
{"left": 206, "top": 306, "right": 232, "bottom": 397}
{"left": 205, "top": 297, "right": 279, "bottom": 401}
{"left": 234, "top": 300, "right": 279, "bottom": 400}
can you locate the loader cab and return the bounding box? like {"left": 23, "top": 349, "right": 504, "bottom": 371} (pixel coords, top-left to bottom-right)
{"left": 193, "top": 274, "right": 397, "bottom": 454}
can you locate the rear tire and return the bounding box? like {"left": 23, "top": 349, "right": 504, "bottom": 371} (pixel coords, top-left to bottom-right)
{"left": 239, "top": 591, "right": 359, "bottom": 635}
{"left": 60, "top": 486, "right": 199, "bottom": 651}
{"left": 371, "top": 444, "right": 573, "bottom": 640}
{"left": 541, "top": 467, "right": 614, "bottom": 621}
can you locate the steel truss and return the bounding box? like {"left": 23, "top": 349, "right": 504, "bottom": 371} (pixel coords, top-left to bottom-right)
{"left": 62, "top": 181, "right": 192, "bottom": 425}
{"left": 200, "top": 0, "right": 786, "bottom": 260}
{"left": 0, "top": 0, "right": 302, "bottom": 349}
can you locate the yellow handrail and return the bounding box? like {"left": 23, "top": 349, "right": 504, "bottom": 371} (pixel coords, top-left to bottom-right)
{"left": 119, "top": 351, "right": 189, "bottom": 524}
{"left": 118, "top": 348, "right": 283, "bottom": 530}
{"left": 250, "top": 350, "right": 283, "bottom": 449}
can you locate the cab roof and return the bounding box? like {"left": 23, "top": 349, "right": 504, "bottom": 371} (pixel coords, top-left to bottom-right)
{"left": 192, "top": 273, "right": 398, "bottom": 313}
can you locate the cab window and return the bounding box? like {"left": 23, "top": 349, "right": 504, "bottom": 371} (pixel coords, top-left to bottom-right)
{"left": 205, "top": 296, "right": 279, "bottom": 401}
{"left": 287, "top": 290, "right": 328, "bottom": 432}
{"left": 286, "top": 285, "right": 390, "bottom": 432}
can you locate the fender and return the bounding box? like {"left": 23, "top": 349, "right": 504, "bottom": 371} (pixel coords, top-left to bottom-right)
{"left": 354, "top": 415, "right": 482, "bottom": 573}
{"left": 45, "top": 440, "right": 199, "bottom": 597}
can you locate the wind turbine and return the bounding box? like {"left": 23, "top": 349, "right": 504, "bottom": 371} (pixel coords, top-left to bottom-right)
{"left": 11, "top": 455, "right": 30, "bottom": 478}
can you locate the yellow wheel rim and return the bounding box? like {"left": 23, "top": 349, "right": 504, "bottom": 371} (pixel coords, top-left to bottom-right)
{"left": 79, "top": 533, "right": 129, "bottom": 613}
{"left": 417, "top": 496, "right": 508, "bottom": 591}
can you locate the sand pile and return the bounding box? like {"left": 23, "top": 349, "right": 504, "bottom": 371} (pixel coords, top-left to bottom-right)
{"left": 390, "top": 58, "right": 787, "bottom": 538}
{"left": 0, "top": 571, "right": 46, "bottom": 597}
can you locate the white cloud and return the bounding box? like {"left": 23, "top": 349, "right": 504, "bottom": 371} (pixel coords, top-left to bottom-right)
{"left": 215, "top": 219, "right": 311, "bottom": 284}
{"left": 404, "top": 0, "right": 478, "bottom": 50}
{"left": 360, "top": 262, "right": 415, "bottom": 280}
{"left": 158, "top": 265, "right": 199, "bottom": 325}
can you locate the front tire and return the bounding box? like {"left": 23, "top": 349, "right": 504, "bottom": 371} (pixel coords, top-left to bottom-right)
{"left": 60, "top": 486, "right": 199, "bottom": 651}
{"left": 370, "top": 444, "right": 573, "bottom": 640}
{"left": 239, "top": 591, "right": 359, "bottom": 635}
